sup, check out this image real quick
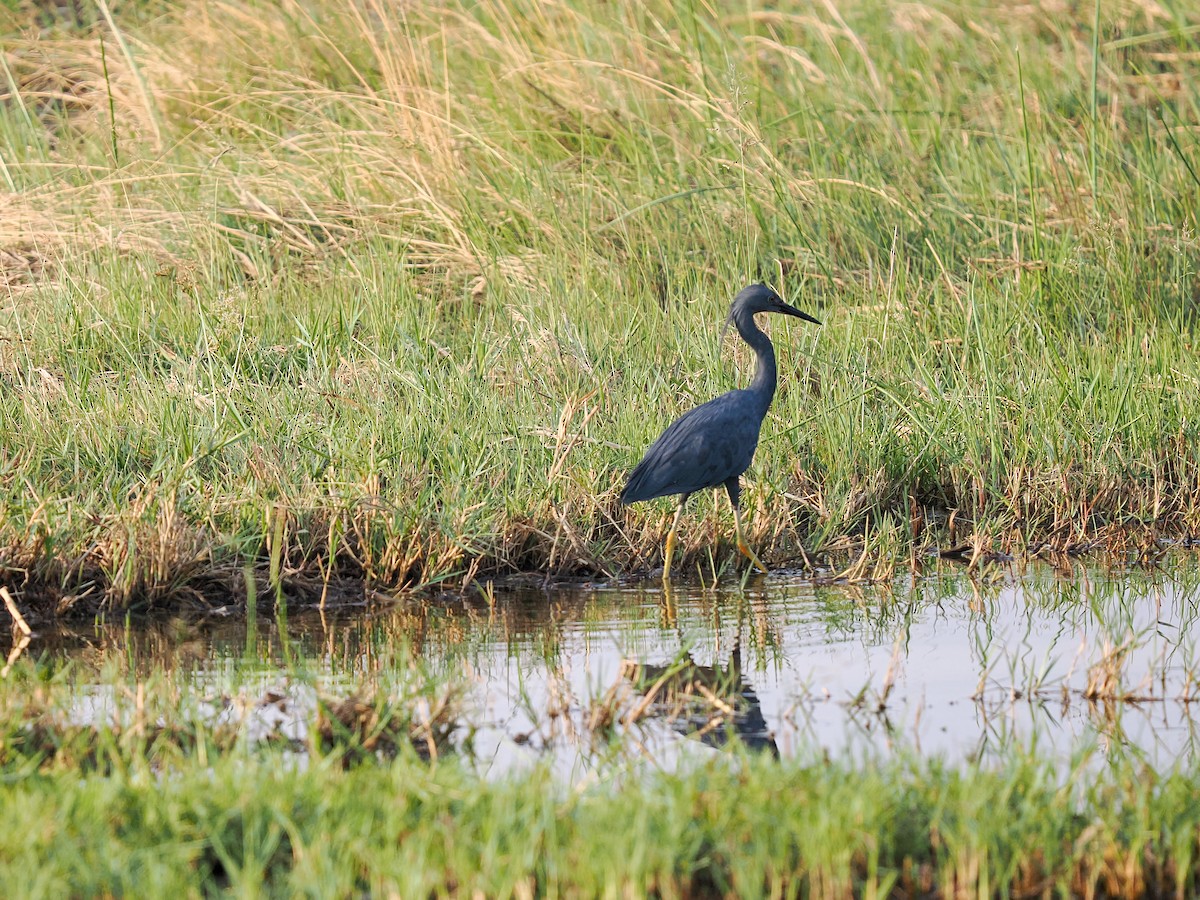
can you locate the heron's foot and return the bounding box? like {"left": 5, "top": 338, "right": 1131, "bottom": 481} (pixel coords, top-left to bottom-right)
{"left": 738, "top": 540, "right": 769, "bottom": 575}
{"left": 730, "top": 504, "right": 767, "bottom": 575}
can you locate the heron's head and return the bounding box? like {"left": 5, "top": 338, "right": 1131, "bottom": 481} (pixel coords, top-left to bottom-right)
{"left": 728, "top": 283, "right": 821, "bottom": 325}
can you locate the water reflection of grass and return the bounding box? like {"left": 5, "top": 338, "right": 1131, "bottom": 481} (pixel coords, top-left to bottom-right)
{"left": 4, "top": 1, "right": 1200, "bottom": 611}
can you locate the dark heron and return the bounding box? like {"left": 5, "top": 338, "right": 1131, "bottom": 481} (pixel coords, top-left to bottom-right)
{"left": 620, "top": 283, "right": 820, "bottom": 578}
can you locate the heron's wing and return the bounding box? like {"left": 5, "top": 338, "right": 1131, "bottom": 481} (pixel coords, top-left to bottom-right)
{"left": 620, "top": 391, "right": 763, "bottom": 503}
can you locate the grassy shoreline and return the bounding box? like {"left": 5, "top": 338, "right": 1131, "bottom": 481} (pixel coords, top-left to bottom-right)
{"left": 3, "top": 0, "right": 1200, "bottom": 613}
{"left": 0, "top": 645, "right": 1197, "bottom": 897}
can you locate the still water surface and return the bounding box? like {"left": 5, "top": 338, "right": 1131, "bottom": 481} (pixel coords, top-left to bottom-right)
{"left": 29, "top": 560, "right": 1200, "bottom": 773}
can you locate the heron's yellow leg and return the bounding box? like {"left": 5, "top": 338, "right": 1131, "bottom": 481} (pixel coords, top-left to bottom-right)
{"left": 662, "top": 497, "right": 687, "bottom": 580}
{"left": 733, "top": 504, "right": 769, "bottom": 574}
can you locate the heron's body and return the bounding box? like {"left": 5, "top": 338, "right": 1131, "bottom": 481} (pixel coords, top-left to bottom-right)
{"left": 620, "top": 283, "right": 820, "bottom": 578}
{"left": 620, "top": 389, "right": 764, "bottom": 503}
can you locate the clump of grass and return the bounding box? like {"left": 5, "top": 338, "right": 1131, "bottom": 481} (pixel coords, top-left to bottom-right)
{"left": 2, "top": 0, "right": 1200, "bottom": 609}
{"left": 0, "top": 652, "right": 465, "bottom": 773}
{"left": 1084, "top": 636, "right": 1139, "bottom": 702}
{"left": 316, "top": 686, "right": 460, "bottom": 764}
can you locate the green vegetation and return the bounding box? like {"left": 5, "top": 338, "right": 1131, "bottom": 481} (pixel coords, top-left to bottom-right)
{"left": 2, "top": 0, "right": 1200, "bottom": 609}
{"left": 10, "top": 736, "right": 1200, "bottom": 897}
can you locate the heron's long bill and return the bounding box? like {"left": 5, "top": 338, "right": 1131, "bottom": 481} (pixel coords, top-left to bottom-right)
{"left": 778, "top": 302, "right": 821, "bottom": 325}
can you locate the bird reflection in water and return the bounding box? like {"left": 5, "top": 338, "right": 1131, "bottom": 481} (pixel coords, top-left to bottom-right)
{"left": 621, "top": 641, "right": 778, "bottom": 757}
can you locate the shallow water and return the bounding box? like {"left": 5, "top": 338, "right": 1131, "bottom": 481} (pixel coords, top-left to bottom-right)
{"left": 19, "top": 559, "right": 1200, "bottom": 773}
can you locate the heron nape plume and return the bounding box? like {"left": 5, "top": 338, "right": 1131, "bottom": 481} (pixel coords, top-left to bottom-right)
{"left": 619, "top": 283, "right": 820, "bottom": 580}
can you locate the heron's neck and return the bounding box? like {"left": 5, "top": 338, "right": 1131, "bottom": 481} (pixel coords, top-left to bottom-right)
{"left": 733, "top": 311, "right": 777, "bottom": 412}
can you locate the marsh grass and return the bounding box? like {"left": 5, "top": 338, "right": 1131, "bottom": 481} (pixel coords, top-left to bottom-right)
{"left": 2, "top": 0, "right": 1200, "bottom": 610}
{"left": 4, "top": 647, "right": 1200, "bottom": 896}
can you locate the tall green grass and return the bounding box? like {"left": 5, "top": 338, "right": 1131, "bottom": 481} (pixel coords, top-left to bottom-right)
{"left": 2, "top": 0, "right": 1199, "bottom": 607}
{"left": 5, "top": 706, "right": 1200, "bottom": 896}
